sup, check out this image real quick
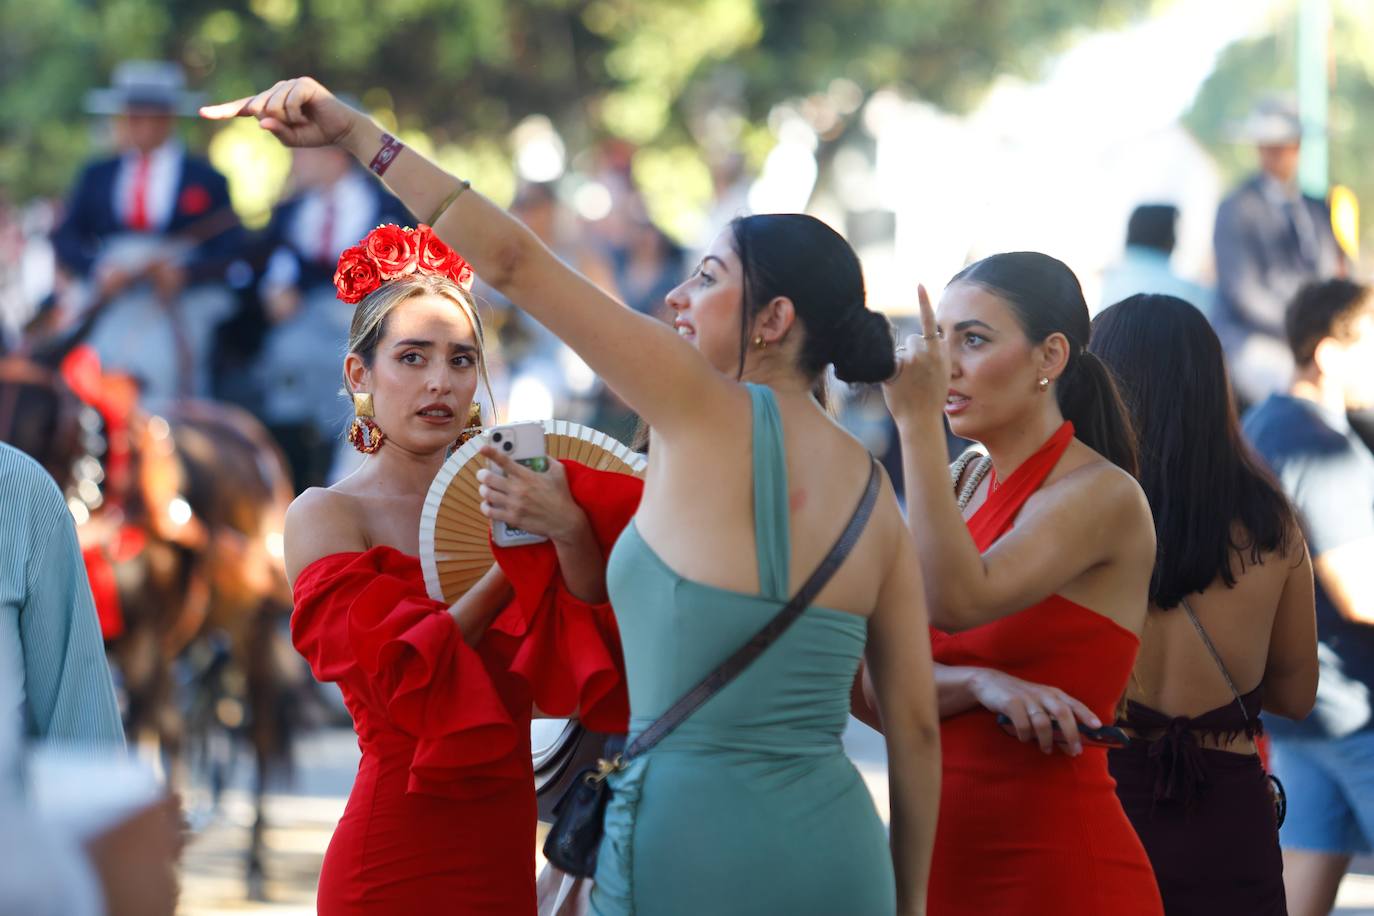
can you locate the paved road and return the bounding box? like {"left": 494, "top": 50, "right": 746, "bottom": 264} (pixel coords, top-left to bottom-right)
{"left": 178, "top": 721, "right": 1374, "bottom": 914}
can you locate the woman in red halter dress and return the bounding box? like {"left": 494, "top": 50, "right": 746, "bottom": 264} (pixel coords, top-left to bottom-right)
{"left": 868, "top": 254, "right": 1164, "bottom": 915}
{"left": 283, "top": 226, "right": 636, "bottom": 915}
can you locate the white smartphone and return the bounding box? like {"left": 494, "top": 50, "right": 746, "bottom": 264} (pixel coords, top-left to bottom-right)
{"left": 488, "top": 421, "right": 550, "bottom": 547}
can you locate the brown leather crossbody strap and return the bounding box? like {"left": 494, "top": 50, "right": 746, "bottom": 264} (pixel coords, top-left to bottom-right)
{"left": 623, "top": 457, "right": 881, "bottom": 761}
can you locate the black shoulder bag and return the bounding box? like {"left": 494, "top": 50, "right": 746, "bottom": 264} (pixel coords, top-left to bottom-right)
{"left": 542, "top": 458, "right": 882, "bottom": 877}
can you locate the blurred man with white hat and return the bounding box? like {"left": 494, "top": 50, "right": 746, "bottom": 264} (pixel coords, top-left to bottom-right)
{"left": 51, "top": 61, "right": 243, "bottom": 406}
{"left": 1213, "top": 95, "right": 1347, "bottom": 407}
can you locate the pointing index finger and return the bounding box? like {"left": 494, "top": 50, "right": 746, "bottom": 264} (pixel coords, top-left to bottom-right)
{"left": 199, "top": 97, "right": 254, "bottom": 120}
{"left": 917, "top": 283, "right": 938, "bottom": 340}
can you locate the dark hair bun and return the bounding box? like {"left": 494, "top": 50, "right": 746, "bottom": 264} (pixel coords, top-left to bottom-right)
{"left": 731, "top": 214, "right": 893, "bottom": 384}
{"left": 831, "top": 309, "right": 895, "bottom": 383}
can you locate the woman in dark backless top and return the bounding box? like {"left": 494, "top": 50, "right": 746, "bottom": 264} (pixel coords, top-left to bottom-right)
{"left": 1091, "top": 295, "right": 1318, "bottom": 915}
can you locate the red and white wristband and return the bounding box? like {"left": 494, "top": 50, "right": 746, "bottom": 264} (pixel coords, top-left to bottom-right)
{"left": 369, "top": 132, "right": 404, "bottom": 177}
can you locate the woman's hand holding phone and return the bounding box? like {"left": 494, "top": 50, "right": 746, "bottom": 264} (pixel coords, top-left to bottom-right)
{"left": 476, "top": 436, "right": 609, "bottom": 603}
{"left": 477, "top": 443, "right": 587, "bottom": 545}
{"left": 966, "top": 668, "right": 1101, "bottom": 756}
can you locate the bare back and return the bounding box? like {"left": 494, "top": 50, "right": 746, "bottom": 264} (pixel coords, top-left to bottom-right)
{"left": 634, "top": 384, "right": 903, "bottom": 619}
{"left": 1127, "top": 531, "right": 1315, "bottom": 751}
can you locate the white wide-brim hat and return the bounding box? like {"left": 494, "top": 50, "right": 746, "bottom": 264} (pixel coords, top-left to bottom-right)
{"left": 1230, "top": 95, "right": 1303, "bottom": 146}
{"left": 84, "top": 60, "right": 204, "bottom": 116}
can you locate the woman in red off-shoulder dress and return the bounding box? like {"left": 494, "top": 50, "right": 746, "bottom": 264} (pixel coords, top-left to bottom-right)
{"left": 284, "top": 229, "right": 637, "bottom": 915}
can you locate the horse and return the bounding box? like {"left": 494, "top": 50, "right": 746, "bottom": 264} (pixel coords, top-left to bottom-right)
{"left": 0, "top": 350, "right": 302, "bottom": 899}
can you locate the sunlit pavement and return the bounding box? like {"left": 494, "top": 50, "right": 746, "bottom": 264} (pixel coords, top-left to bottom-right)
{"left": 178, "top": 722, "right": 1374, "bottom": 914}
{"left": 178, "top": 728, "right": 359, "bottom": 915}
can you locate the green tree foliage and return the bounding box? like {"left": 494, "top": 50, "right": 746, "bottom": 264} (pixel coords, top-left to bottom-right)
{"left": 1, "top": 0, "right": 1148, "bottom": 206}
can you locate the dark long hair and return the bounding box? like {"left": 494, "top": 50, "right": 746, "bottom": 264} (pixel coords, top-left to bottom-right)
{"left": 729, "top": 214, "right": 895, "bottom": 388}
{"left": 632, "top": 214, "right": 893, "bottom": 452}
{"left": 951, "top": 251, "right": 1138, "bottom": 476}
{"left": 1090, "top": 294, "right": 1294, "bottom": 608}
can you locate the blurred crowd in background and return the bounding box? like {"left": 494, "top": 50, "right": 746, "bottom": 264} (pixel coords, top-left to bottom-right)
{"left": 1, "top": 0, "right": 1371, "bottom": 503}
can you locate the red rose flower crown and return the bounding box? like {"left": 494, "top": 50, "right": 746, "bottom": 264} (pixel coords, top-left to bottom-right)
{"left": 333, "top": 223, "right": 476, "bottom": 304}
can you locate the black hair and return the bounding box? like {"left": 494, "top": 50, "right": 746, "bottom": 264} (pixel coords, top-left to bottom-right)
{"left": 1286, "top": 278, "right": 1374, "bottom": 366}
{"left": 1090, "top": 294, "right": 1294, "bottom": 608}
{"left": 1125, "top": 204, "right": 1178, "bottom": 255}
{"left": 951, "top": 251, "right": 1139, "bottom": 476}
{"left": 728, "top": 214, "right": 894, "bottom": 386}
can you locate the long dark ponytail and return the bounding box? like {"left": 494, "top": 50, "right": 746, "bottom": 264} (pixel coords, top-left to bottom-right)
{"left": 951, "top": 251, "right": 1138, "bottom": 477}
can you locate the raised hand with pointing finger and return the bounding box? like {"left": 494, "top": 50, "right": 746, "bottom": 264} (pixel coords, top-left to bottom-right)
{"left": 883, "top": 283, "right": 950, "bottom": 427}
{"left": 201, "top": 78, "right": 359, "bottom": 149}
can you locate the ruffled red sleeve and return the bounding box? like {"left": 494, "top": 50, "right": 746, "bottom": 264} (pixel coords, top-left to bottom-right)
{"left": 489, "top": 461, "right": 640, "bottom": 734}
{"left": 291, "top": 548, "right": 520, "bottom": 797}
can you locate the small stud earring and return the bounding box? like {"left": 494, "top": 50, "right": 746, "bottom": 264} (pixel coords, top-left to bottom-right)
{"left": 1037, "top": 377, "right": 1050, "bottom": 392}
{"left": 753, "top": 335, "right": 767, "bottom": 350}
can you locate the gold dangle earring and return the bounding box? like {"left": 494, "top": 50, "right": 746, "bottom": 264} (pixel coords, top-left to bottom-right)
{"left": 753, "top": 335, "right": 767, "bottom": 350}
{"left": 1037, "top": 377, "right": 1050, "bottom": 392}
{"left": 456, "top": 402, "right": 483, "bottom": 447}
{"left": 347, "top": 392, "right": 386, "bottom": 454}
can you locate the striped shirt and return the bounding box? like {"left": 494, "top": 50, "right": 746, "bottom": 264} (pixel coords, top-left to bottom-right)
{"left": 0, "top": 443, "right": 123, "bottom": 748}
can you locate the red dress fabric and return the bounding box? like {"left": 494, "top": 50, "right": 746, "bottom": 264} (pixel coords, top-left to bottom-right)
{"left": 928, "top": 422, "right": 1163, "bottom": 916}
{"left": 290, "top": 461, "right": 638, "bottom": 915}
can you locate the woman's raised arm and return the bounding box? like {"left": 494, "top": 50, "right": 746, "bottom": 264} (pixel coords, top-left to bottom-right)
{"left": 883, "top": 287, "right": 1151, "bottom": 632}
{"left": 203, "top": 78, "right": 736, "bottom": 439}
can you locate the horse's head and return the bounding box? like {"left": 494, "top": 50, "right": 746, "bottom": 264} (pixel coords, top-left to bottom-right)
{"left": 0, "top": 358, "right": 89, "bottom": 493}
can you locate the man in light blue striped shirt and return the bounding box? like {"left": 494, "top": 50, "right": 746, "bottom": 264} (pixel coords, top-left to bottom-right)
{"left": 0, "top": 442, "right": 123, "bottom": 746}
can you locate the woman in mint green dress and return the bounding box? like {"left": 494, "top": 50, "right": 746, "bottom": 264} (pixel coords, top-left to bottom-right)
{"left": 208, "top": 78, "right": 941, "bottom": 916}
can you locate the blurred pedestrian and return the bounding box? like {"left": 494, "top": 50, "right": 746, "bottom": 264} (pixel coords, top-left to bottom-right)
{"left": 0, "top": 441, "right": 123, "bottom": 746}
{"left": 611, "top": 201, "right": 685, "bottom": 320}
{"left": 253, "top": 146, "right": 409, "bottom": 491}
{"left": 1097, "top": 204, "right": 1212, "bottom": 317}
{"left": 1244, "top": 278, "right": 1374, "bottom": 916}
{"left": 1213, "top": 97, "right": 1346, "bottom": 408}
{"left": 1092, "top": 294, "right": 1316, "bottom": 915}
{"left": 51, "top": 61, "right": 243, "bottom": 406}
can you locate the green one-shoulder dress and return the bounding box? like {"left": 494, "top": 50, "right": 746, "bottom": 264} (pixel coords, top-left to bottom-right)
{"left": 590, "top": 384, "right": 895, "bottom": 915}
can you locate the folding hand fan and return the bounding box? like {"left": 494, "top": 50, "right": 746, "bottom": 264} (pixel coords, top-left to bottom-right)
{"left": 418, "top": 420, "right": 647, "bottom": 603}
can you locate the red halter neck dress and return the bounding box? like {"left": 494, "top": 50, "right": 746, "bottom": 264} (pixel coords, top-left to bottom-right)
{"left": 927, "top": 422, "right": 1163, "bottom": 916}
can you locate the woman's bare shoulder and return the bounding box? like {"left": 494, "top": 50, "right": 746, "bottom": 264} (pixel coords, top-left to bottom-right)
{"left": 1050, "top": 451, "right": 1154, "bottom": 548}
{"left": 284, "top": 486, "right": 369, "bottom": 583}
